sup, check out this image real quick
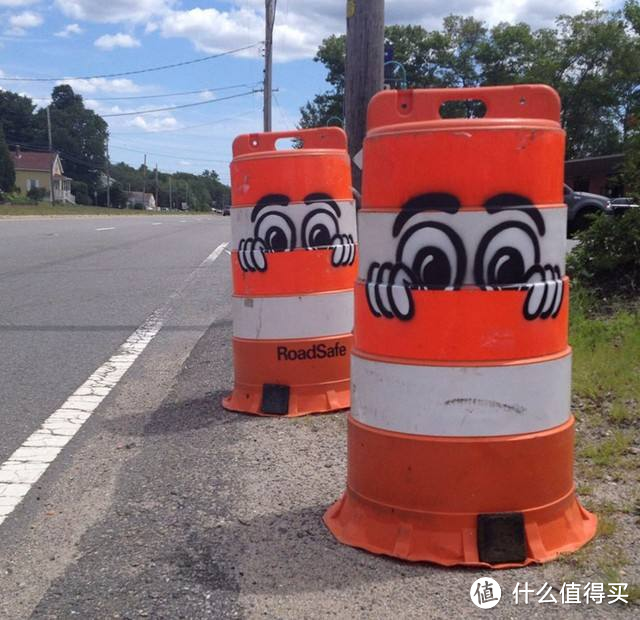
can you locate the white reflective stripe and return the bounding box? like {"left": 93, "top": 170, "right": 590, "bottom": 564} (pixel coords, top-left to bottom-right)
{"left": 233, "top": 291, "right": 354, "bottom": 339}
{"left": 351, "top": 352, "right": 571, "bottom": 437}
{"left": 231, "top": 199, "right": 357, "bottom": 250}
{"left": 357, "top": 206, "right": 567, "bottom": 284}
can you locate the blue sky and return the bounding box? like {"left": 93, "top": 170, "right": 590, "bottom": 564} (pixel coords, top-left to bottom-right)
{"left": 0, "top": 0, "right": 620, "bottom": 185}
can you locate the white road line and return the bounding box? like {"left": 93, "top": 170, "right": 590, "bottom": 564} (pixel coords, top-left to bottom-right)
{"left": 0, "top": 241, "right": 229, "bottom": 527}
{"left": 96, "top": 227, "right": 115, "bottom": 231}
{"left": 152, "top": 222, "right": 162, "bottom": 226}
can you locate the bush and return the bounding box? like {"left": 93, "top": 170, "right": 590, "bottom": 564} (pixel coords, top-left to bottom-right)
{"left": 26, "top": 186, "right": 47, "bottom": 201}
{"left": 567, "top": 209, "right": 640, "bottom": 298}
{"left": 71, "top": 180, "right": 91, "bottom": 205}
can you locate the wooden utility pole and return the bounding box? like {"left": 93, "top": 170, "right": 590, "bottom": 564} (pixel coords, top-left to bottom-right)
{"left": 46, "top": 106, "right": 54, "bottom": 205}
{"left": 106, "top": 136, "right": 111, "bottom": 208}
{"left": 263, "top": 0, "right": 277, "bottom": 131}
{"left": 142, "top": 153, "right": 147, "bottom": 205}
{"left": 345, "top": 0, "right": 384, "bottom": 192}
{"left": 154, "top": 163, "right": 159, "bottom": 210}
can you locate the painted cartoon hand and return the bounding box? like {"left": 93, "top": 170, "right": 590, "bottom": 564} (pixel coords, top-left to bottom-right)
{"left": 331, "top": 233, "right": 356, "bottom": 267}
{"left": 365, "top": 261, "right": 417, "bottom": 321}
{"left": 521, "top": 264, "right": 563, "bottom": 320}
{"left": 237, "top": 237, "right": 268, "bottom": 272}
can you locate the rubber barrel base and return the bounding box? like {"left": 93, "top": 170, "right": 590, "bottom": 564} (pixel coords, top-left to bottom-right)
{"left": 222, "top": 380, "right": 350, "bottom": 417}
{"left": 324, "top": 415, "right": 597, "bottom": 568}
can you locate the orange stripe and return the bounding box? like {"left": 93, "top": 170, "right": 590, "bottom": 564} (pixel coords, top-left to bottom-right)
{"left": 231, "top": 248, "right": 358, "bottom": 296}
{"left": 362, "top": 127, "right": 564, "bottom": 209}
{"left": 231, "top": 335, "right": 352, "bottom": 385}
{"left": 346, "top": 415, "right": 575, "bottom": 513}
{"left": 354, "top": 280, "right": 568, "bottom": 363}
{"left": 231, "top": 154, "right": 352, "bottom": 206}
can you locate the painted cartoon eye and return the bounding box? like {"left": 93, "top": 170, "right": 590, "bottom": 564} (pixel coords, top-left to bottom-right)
{"left": 254, "top": 210, "right": 296, "bottom": 252}
{"left": 395, "top": 222, "right": 466, "bottom": 289}
{"left": 474, "top": 222, "right": 541, "bottom": 287}
{"left": 301, "top": 207, "right": 340, "bottom": 248}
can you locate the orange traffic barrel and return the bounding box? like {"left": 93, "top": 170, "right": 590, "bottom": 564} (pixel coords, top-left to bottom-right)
{"left": 324, "top": 85, "right": 597, "bottom": 567}
{"left": 223, "top": 128, "right": 357, "bottom": 416}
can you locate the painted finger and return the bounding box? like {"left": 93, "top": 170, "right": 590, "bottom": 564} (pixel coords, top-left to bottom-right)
{"left": 374, "top": 262, "right": 396, "bottom": 319}
{"left": 523, "top": 264, "right": 546, "bottom": 320}
{"left": 388, "top": 263, "right": 416, "bottom": 321}
{"left": 366, "top": 262, "right": 383, "bottom": 317}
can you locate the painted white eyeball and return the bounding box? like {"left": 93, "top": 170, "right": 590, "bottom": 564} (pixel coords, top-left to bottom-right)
{"left": 395, "top": 221, "right": 466, "bottom": 289}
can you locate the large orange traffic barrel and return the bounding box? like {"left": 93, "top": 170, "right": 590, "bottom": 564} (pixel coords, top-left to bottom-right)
{"left": 223, "top": 128, "right": 357, "bottom": 416}
{"left": 324, "top": 85, "right": 597, "bottom": 567}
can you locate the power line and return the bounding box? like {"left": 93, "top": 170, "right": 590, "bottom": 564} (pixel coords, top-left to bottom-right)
{"left": 108, "top": 110, "right": 258, "bottom": 136}
{"left": 112, "top": 140, "right": 229, "bottom": 159}
{"left": 0, "top": 42, "right": 262, "bottom": 82}
{"left": 110, "top": 143, "right": 230, "bottom": 164}
{"left": 29, "top": 82, "right": 262, "bottom": 102}
{"left": 102, "top": 89, "right": 260, "bottom": 117}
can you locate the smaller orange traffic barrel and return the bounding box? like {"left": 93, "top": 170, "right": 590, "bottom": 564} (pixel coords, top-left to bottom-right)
{"left": 223, "top": 128, "right": 357, "bottom": 416}
{"left": 324, "top": 85, "right": 596, "bottom": 567}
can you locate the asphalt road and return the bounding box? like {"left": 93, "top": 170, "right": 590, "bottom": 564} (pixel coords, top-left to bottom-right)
{"left": 0, "top": 215, "right": 228, "bottom": 464}
{"left": 0, "top": 218, "right": 631, "bottom": 619}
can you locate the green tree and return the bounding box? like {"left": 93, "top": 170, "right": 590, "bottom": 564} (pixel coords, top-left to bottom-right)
{"left": 300, "top": 8, "right": 640, "bottom": 159}
{"left": 0, "top": 91, "right": 36, "bottom": 145}
{"left": 34, "top": 85, "right": 108, "bottom": 192}
{"left": 0, "top": 125, "right": 16, "bottom": 191}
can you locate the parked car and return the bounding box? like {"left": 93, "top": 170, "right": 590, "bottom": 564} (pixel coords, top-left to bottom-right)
{"left": 610, "top": 196, "right": 639, "bottom": 209}
{"left": 564, "top": 184, "right": 638, "bottom": 234}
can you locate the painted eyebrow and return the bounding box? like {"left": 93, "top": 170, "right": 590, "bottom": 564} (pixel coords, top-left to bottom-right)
{"left": 304, "top": 192, "right": 341, "bottom": 217}
{"left": 483, "top": 193, "right": 545, "bottom": 235}
{"left": 250, "top": 193, "right": 290, "bottom": 223}
{"left": 392, "top": 193, "right": 460, "bottom": 237}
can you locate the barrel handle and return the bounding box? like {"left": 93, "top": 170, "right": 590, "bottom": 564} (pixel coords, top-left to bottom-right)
{"left": 233, "top": 127, "right": 347, "bottom": 157}
{"left": 370, "top": 85, "right": 561, "bottom": 128}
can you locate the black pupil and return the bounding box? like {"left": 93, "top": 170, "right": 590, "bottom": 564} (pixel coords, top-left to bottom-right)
{"left": 488, "top": 248, "right": 525, "bottom": 285}
{"left": 413, "top": 246, "right": 452, "bottom": 288}
{"left": 266, "top": 226, "right": 288, "bottom": 251}
{"left": 309, "top": 223, "right": 332, "bottom": 247}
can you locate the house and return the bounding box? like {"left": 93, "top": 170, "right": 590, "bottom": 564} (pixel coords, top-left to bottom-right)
{"left": 565, "top": 153, "right": 625, "bottom": 197}
{"left": 124, "top": 191, "right": 157, "bottom": 210}
{"left": 10, "top": 147, "right": 75, "bottom": 203}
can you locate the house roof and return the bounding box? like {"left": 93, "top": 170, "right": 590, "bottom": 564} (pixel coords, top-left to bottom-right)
{"left": 10, "top": 150, "right": 59, "bottom": 172}
{"left": 565, "top": 153, "right": 624, "bottom": 177}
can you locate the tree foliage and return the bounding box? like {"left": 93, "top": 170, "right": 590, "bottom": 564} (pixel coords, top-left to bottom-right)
{"left": 0, "top": 91, "right": 36, "bottom": 145}
{"left": 108, "top": 162, "right": 229, "bottom": 211}
{"left": 0, "top": 125, "right": 16, "bottom": 192}
{"left": 32, "top": 85, "right": 108, "bottom": 189}
{"left": 300, "top": 5, "right": 640, "bottom": 159}
{"left": 567, "top": 209, "right": 640, "bottom": 297}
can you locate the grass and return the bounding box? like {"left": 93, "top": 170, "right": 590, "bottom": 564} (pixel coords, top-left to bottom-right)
{"left": 565, "top": 288, "right": 640, "bottom": 603}
{"left": 0, "top": 202, "right": 209, "bottom": 217}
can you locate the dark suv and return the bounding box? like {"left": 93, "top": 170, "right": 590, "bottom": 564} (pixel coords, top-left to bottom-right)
{"left": 564, "top": 184, "right": 637, "bottom": 233}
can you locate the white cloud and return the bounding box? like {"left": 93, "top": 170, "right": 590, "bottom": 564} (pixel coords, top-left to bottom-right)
{"left": 130, "top": 115, "right": 179, "bottom": 132}
{"left": 54, "top": 0, "right": 173, "bottom": 23}
{"left": 55, "top": 23, "right": 83, "bottom": 37}
{"left": 57, "top": 77, "right": 142, "bottom": 94}
{"left": 94, "top": 33, "right": 141, "bottom": 50}
{"left": 159, "top": 0, "right": 617, "bottom": 63}
{"left": 5, "top": 10, "right": 42, "bottom": 35}
{"left": 52, "top": 0, "right": 619, "bottom": 63}
{"left": 0, "top": 0, "right": 38, "bottom": 6}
